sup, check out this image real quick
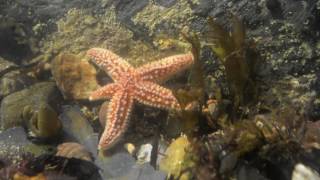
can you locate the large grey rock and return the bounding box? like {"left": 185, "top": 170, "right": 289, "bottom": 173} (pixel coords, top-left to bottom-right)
{"left": 0, "top": 82, "right": 62, "bottom": 129}
{"left": 95, "top": 152, "right": 166, "bottom": 180}
{"left": 0, "top": 127, "right": 54, "bottom": 163}
{"left": 59, "top": 105, "right": 99, "bottom": 157}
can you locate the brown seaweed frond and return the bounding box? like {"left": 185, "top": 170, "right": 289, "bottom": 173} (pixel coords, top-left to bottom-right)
{"left": 203, "top": 14, "right": 261, "bottom": 115}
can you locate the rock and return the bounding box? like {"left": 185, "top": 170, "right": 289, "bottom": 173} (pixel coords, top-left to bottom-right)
{"left": 302, "top": 120, "right": 320, "bottom": 150}
{"left": 219, "top": 152, "right": 238, "bottom": 174}
{"left": 237, "top": 164, "right": 269, "bottom": 180}
{"left": 0, "top": 127, "right": 55, "bottom": 164}
{"left": 16, "top": 154, "right": 102, "bottom": 180}
{"left": 51, "top": 53, "right": 99, "bottom": 100}
{"left": 0, "top": 56, "right": 17, "bottom": 73}
{"left": 0, "top": 70, "right": 36, "bottom": 99}
{"left": 95, "top": 151, "right": 166, "bottom": 180}
{"left": 0, "top": 57, "right": 35, "bottom": 99}
{"left": 122, "top": 163, "right": 166, "bottom": 180}
{"left": 95, "top": 152, "right": 136, "bottom": 178}
{"left": 0, "top": 18, "right": 34, "bottom": 64}
{"left": 59, "top": 105, "right": 99, "bottom": 157}
{"left": 0, "top": 0, "right": 102, "bottom": 64}
{"left": 292, "top": 163, "right": 320, "bottom": 180}
{"left": 137, "top": 143, "right": 153, "bottom": 164}
{"left": 0, "top": 82, "right": 62, "bottom": 130}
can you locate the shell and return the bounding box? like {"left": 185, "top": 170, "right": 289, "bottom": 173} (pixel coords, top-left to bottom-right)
{"left": 56, "top": 142, "right": 93, "bottom": 162}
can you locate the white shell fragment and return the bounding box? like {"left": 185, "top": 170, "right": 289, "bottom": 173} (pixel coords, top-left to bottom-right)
{"left": 292, "top": 163, "right": 320, "bottom": 180}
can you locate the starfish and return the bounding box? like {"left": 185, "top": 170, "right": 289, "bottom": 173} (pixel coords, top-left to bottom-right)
{"left": 87, "top": 48, "right": 194, "bottom": 150}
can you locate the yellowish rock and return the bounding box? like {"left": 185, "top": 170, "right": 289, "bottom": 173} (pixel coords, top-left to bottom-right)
{"left": 51, "top": 53, "right": 99, "bottom": 100}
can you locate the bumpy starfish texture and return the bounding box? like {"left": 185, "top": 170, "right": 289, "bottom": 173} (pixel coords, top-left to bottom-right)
{"left": 87, "top": 48, "right": 194, "bottom": 150}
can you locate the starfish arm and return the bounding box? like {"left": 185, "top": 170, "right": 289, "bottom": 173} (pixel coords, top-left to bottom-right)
{"left": 89, "top": 83, "right": 118, "bottom": 101}
{"left": 137, "top": 53, "right": 194, "bottom": 83}
{"left": 98, "top": 90, "right": 133, "bottom": 150}
{"left": 87, "top": 48, "right": 134, "bottom": 81}
{"left": 134, "top": 81, "right": 181, "bottom": 110}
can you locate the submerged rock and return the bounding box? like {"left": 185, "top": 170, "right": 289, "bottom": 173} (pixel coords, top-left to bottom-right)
{"left": 302, "top": 120, "right": 320, "bottom": 150}
{"left": 0, "top": 70, "right": 36, "bottom": 99}
{"left": 137, "top": 143, "right": 153, "bottom": 164}
{"left": 60, "top": 105, "right": 99, "bottom": 157}
{"left": 292, "top": 163, "right": 320, "bottom": 180}
{"left": 0, "top": 57, "right": 17, "bottom": 73}
{"left": 51, "top": 53, "right": 99, "bottom": 100}
{"left": 95, "top": 151, "right": 166, "bottom": 180}
{"left": 0, "top": 57, "right": 36, "bottom": 99}
{"left": 0, "top": 127, "right": 55, "bottom": 164}
{"left": 0, "top": 82, "right": 62, "bottom": 130}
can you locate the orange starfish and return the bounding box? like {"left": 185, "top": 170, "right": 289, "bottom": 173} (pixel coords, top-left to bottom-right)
{"left": 87, "top": 48, "right": 194, "bottom": 150}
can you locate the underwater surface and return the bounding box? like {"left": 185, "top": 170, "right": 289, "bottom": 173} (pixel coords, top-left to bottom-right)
{"left": 1, "top": 0, "right": 320, "bottom": 179}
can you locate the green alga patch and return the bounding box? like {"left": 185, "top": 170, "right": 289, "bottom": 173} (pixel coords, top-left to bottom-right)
{"left": 34, "top": 7, "right": 134, "bottom": 63}
{"left": 34, "top": 5, "right": 192, "bottom": 67}
{"left": 133, "top": 0, "right": 195, "bottom": 36}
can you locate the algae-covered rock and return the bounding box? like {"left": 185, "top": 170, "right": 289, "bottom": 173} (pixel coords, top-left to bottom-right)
{"left": 0, "top": 70, "right": 36, "bottom": 99}
{"left": 0, "top": 18, "right": 34, "bottom": 64}
{"left": 0, "top": 82, "right": 62, "bottom": 130}
{"left": 51, "top": 53, "right": 99, "bottom": 100}
{"left": 35, "top": 4, "right": 192, "bottom": 68}
{"left": 59, "top": 105, "right": 99, "bottom": 157}
{"left": 36, "top": 7, "right": 134, "bottom": 63}
{"left": 0, "top": 127, "right": 55, "bottom": 164}
{"left": 0, "top": 55, "right": 36, "bottom": 99}
{"left": 0, "top": 57, "right": 17, "bottom": 73}
{"left": 133, "top": 0, "right": 196, "bottom": 36}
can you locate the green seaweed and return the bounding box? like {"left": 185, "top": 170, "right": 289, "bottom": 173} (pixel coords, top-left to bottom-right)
{"left": 204, "top": 14, "right": 260, "bottom": 113}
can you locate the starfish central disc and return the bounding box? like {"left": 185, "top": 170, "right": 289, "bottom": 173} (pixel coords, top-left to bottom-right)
{"left": 87, "top": 48, "right": 194, "bottom": 150}
{"left": 120, "top": 75, "right": 138, "bottom": 90}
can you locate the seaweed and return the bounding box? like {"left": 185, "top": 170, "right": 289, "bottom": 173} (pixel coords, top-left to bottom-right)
{"left": 191, "top": 106, "right": 313, "bottom": 179}
{"left": 203, "top": 14, "right": 261, "bottom": 115}
{"left": 171, "top": 32, "right": 207, "bottom": 136}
